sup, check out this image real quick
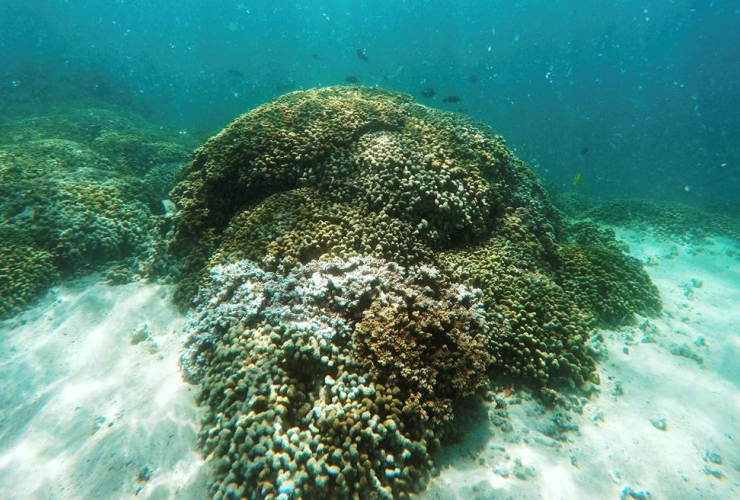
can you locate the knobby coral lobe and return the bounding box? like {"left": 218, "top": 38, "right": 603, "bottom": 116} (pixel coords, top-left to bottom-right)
{"left": 171, "top": 86, "right": 661, "bottom": 499}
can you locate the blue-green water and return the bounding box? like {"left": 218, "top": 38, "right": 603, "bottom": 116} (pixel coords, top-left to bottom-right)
{"left": 2, "top": 0, "right": 738, "bottom": 206}
{"left": 2, "top": 3, "right": 740, "bottom": 500}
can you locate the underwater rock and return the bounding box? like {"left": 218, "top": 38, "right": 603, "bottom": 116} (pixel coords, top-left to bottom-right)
{"left": 512, "top": 457, "right": 536, "bottom": 480}
{"left": 649, "top": 417, "right": 667, "bottom": 431}
{"left": 621, "top": 486, "right": 652, "bottom": 500}
{"left": 669, "top": 343, "right": 704, "bottom": 364}
{"left": 170, "top": 86, "right": 662, "bottom": 499}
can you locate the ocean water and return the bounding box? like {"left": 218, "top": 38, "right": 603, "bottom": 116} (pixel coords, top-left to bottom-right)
{"left": 2, "top": 0, "right": 739, "bottom": 205}
{"left": 1, "top": 1, "right": 739, "bottom": 499}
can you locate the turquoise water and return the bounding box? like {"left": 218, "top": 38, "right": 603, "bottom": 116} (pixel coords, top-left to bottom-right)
{"left": 2, "top": 0, "right": 738, "bottom": 206}
{"left": 2, "top": 3, "right": 740, "bottom": 500}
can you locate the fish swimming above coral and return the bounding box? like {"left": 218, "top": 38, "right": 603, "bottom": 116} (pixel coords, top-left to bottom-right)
{"left": 356, "top": 48, "right": 368, "bottom": 61}
{"left": 420, "top": 87, "right": 436, "bottom": 98}
{"left": 274, "top": 81, "right": 296, "bottom": 92}
{"left": 442, "top": 95, "right": 461, "bottom": 103}
{"left": 344, "top": 75, "right": 358, "bottom": 83}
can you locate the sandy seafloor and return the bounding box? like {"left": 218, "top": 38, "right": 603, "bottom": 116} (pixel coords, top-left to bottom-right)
{"left": 1, "top": 227, "right": 738, "bottom": 500}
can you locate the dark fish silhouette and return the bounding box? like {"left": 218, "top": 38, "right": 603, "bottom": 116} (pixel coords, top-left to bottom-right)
{"left": 442, "top": 95, "right": 461, "bottom": 103}
{"left": 275, "top": 82, "right": 296, "bottom": 92}
{"left": 312, "top": 54, "right": 321, "bottom": 60}
{"left": 228, "top": 69, "right": 245, "bottom": 78}
{"left": 356, "top": 49, "right": 369, "bottom": 61}
{"left": 345, "top": 76, "right": 358, "bottom": 83}
{"left": 457, "top": 107, "right": 468, "bottom": 114}
{"left": 580, "top": 146, "right": 589, "bottom": 155}
{"left": 469, "top": 74, "right": 479, "bottom": 84}
{"left": 420, "top": 88, "right": 436, "bottom": 99}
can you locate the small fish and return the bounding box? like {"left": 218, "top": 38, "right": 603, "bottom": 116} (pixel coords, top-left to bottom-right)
{"left": 420, "top": 87, "right": 436, "bottom": 99}
{"left": 573, "top": 173, "right": 583, "bottom": 186}
{"left": 580, "top": 146, "right": 589, "bottom": 155}
{"left": 457, "top": 107, "right": 468, "bottom": 114}
{"left": 275, "top": 82, "right": 296, "bottom": 92}
{"left": 356, "top": 49, "right": 369, "bottom": 61}
{"left": 312, "top": 54, "right": 321, "bottom": 60}
{"left": 469, "top": 74, "right": 479, "bottom": 84}
{"left": 345, "top": 76, "right": 358, "bottom": 83}
{"left": 227, "top": 69, "right": 245, "bottom": 78}
{"left": 442, "top": 95, "right": 461, "bottom": 103}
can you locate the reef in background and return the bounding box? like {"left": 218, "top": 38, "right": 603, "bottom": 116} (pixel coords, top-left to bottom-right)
{"left": 171, "top": 86, "right": 661, "bottom": 500}
{"left": 552, "top": 192, "right": 740, "bottom": 245}
{"left": 0, "top": 105, "right": 199, "bottom": 320}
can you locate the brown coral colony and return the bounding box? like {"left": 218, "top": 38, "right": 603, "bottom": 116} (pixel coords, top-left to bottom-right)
{"left": 170, "top": 86, "right": 661, "bottom": 499}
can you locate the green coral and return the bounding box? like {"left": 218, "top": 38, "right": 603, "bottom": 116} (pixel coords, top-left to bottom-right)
{"left": 0, "top": 105, "right": 196, "bottom": 319}
{"left": 556, "top": 244, "right": 662, "bottom": 326}
{"left": 0, "top": 139, "right": 155, "bottom": 272}
{"left": 439, "top": 213, "right": 598, "bottom": 388}
{"left": 171, "top": 86, "right": 555, "bottom": 305}
{"left": 0, "top": 232, "right": 58, "bottom": 319}
{"left": 219, "top": 188, "right": 433, "bottom": 265}
{"left": 555, "top": 196, "right": 740, "bottom": 244}
{"left": 549, "top": 190, "right": 598, "bottom": 218}
{"left": 143, "top": 162, "right": 186, "bottom": 200}
{"left": 91, "top": 131, "right": 192, "bottom": 176}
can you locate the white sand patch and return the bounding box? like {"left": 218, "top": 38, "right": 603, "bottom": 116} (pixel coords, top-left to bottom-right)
{"left": 0, "top": 278, "right": 209, "bottom": 499}
{"left": 1, "top": 230, "right": 739, "bottom": 500}
{"left": 422, "top": 233, "right": 740, "bottom": 500}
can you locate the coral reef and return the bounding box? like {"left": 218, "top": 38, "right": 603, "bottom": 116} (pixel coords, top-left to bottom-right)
{"left": 0, "top": 106, "right": 196, "bottom": 319}
{"left": 556, "top": 244, "right": 662, "bottom": 327}
{"left": 171, "top": 86, "right": 555, "bottom": 304}
{"left": 554, "top": 195, "right": 740, "bottom": 244}
{"left": 0, "top": 233, "right": 58, "bottom": 319}
{"left": 216, "top": 188, "right": 434, "bottom": 265}
{"left": 171, "top": 86, "right": 661, "bottom": 499}
{"left": 548, "top": 190, "right": 597, "bottom": 218}
{"left": 585, "top": 199, "right": 740, "bottom": 244}
{"left": 184, "top": 257, "right": 491, "bottom": 500}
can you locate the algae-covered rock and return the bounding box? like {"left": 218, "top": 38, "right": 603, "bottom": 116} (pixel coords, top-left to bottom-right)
{"left": 172, "top": 86, "right": 661, "bottom": 499}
